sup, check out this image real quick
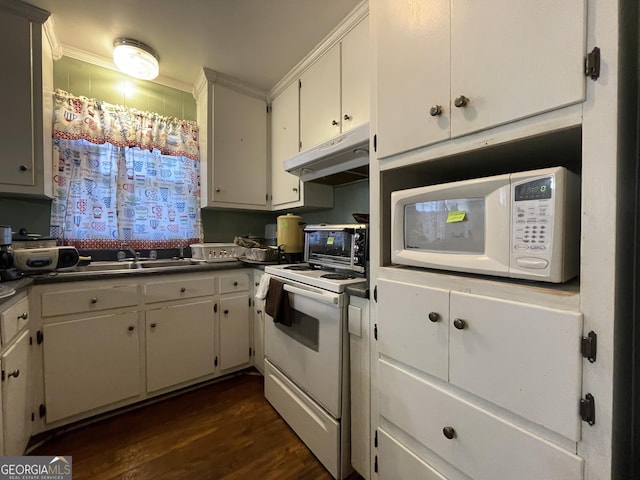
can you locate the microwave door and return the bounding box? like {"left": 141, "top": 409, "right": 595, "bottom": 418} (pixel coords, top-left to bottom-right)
{"left": 391, "top": 175, "right": 512, "bottom": 276}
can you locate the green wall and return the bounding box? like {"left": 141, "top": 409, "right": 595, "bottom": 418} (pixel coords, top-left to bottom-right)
{"left": 54, "top": 57, "right": 196, "bottom": 120}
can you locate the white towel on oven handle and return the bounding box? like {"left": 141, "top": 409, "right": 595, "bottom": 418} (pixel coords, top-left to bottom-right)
{"left": 255, "top": 273, "right": 271, "bottom": 300}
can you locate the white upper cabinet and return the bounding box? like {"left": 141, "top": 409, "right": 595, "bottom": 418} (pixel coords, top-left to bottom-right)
{"left": 374, "top": 0, "right": 586, "bottom": 159}
{"left": 194, "top": 68, "right": 269, "bottom": 210}
{"left": 341, "top": 16, "right": 370, "bottom": 134}
{"left": 300, "top": 44, "right": 342, "bottom": 151}
{"left": 270, "top": 81, "right": 302, "bottom": 207}
{"left": 0, "top": 5, "right": 54, "bottom": 198}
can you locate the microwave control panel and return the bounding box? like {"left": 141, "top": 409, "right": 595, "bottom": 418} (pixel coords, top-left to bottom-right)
{"left": 512, "top": 176, "right": 554, "bottom": 270}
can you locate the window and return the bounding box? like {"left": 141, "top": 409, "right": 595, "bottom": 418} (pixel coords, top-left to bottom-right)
{"left": 50, "top": 90, "right": 202, "bottom": 249}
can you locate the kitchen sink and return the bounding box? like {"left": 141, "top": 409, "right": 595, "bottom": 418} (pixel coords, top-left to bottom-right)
{"left": 75, "top": 258, "right": 194, "bottom": 272}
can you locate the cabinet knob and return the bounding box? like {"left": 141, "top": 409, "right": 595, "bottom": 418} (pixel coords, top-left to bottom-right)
{"left": 224, "top": 309, "right": 229, "bottom": 315}
{"left": 19, "top": 165, "right": 28, "bottom": 172}
{"left": 150, "top": 323, "right": 157, "bottom": 329}
{"left": 442, "top": 426, "right": 457, "bottom": 439}
{"left": 128, "top": 325, "right": 135, "bottom": 332}
{"left": 344, "top": 114, "right": 352, "bottom": 121}
{"left": 292, "top": 187, "right": 298, "bottom": 193}
{"left": 90, "top": 297, "right": 98, "bottom": 304}
{"left": 255, "top": 282, "right": 260, "bottom": 286}
{"left": 454, "top": 95, "right": 470, "bottom": 108}
{"left": 429, "top": 105, "right": 443, "bottom": 117}
{"left": 233, "top": 281, "right": 238, "bottom": 287}
{"left": 18, "top": 312, "right": 28, "bottom": 320}
{"left": 215, "top": 187, "right": 221, "bottom": 193}
{"left": 428, "top": 312, "right": 440, "bottom": 322}
{"left": 453, "top": 318, "right": 467, "bottom": 330}
{"left": 331, "top": 120, "right": 339, "bottom": 126}
{"left": 7, "top": 369, "right": 20, "bottom": 379}
{"left": 257, "top": 309, "right": 262, "bottom": 314}
{"left": 180, "top": 287, "right": 186, "bottom": 293}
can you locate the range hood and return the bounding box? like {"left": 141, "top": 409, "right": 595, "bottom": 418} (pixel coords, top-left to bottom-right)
{"left": 284, "top": 123, "right": 370, "bottom": 184}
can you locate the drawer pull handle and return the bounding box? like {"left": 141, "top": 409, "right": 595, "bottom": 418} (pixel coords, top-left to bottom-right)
{"left": 128, "top": 325, "right": 135, "bottom": 332}
{"left": 453, "top": 318, "right": 466, "bottom": 330}
{"left": 442, "top": 426, "right": 456, "bottom": 439}
{"left": 90, "top": 297, "right": 98, "bottom": 304}
{"left": 180, "top": 287, "right": 186, "bottom": 293}
{"left": 428, "top": 312, "right": 440, "bottom": 322}
{"left": 7, "top": 369, "right": 20, "bottom": 379}
{"left": 17, "top": 312, "right": 28, "bottom": 320}
{"left": 150, "top": 323, "right": 157, "bottom": 329}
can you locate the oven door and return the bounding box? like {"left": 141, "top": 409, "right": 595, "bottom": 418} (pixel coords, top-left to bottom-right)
{"left": 264, "top": 278, "right": 344, "bottom": 418}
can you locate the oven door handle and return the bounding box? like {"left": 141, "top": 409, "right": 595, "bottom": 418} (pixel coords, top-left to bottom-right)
{"left": 283, "top": 284, "right": 340, "bottom": 305}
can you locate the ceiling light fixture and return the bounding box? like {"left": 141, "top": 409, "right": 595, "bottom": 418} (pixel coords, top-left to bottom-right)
{"left": 113, "top": 38, "right": 159, "bottom": 80}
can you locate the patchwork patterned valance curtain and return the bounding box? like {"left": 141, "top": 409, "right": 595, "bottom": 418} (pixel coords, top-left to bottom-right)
{"left": 50, "top": 90, "right": 202, "bottom": 250}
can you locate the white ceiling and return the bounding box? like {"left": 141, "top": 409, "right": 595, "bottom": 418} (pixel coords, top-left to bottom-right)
{"left": 25, "top": 0, "right": 363, "bottom": 92}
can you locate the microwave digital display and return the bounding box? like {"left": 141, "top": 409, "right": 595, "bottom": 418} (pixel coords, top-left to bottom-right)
{"left": 404, "top": 197, "right": 485, "bottom": 254}
{"left": 515, "top": 177, "right": 553, "bottom": 201}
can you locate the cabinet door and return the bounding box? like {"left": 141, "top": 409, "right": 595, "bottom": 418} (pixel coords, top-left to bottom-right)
{"left": 375, "top": 0, "right": 451, "bottom": 159}
{"left": 146, "top": 300, "right": 215, "bottom": 392}
{"left": 219, "top": 293, "right": 250, "bottom": 372}
{"left": 377, "top": 279, "right": 449, "bottom": 381}
{"left": 341, "top": 16, "right": 369, "bottom": 133}
{"left": 2, "top": 331, "right": 30, "bottom": 455}
{"left": 450, "top": 0, "right": 586, "bottom": 137}
{"left": 449, "top": 292, "right": 583, "bottom": 441}
{"left": 300, "top": 44, "right": 341, "bottom": 150}
{"left": 0, "top": 9, "right": 35, "bottom": 187}
{"left": 43, "top": 312, "right": 141, "bottom": 423}
{"left": 212, "top": 84, "right": 267, "bottom": 207}
{"left": 271, "top": 81, "right": 301, "bottom": 207}
{"left": 379, "top": 359, "right": 584, "bottom": 480}
{"left": 253, "top": 297, "right": 265, "bottom": 374}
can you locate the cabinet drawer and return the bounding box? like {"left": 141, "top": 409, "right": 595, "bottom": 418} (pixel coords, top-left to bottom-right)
{"left": 378, "top": 279, "right": 449, "bottom": 381}
{"left": 379, "top": 360, "right": 584, "bottom": 480}
{"left": 41, "top": 284, "right": 138, "bottom": 318}
{"left": 144, "top": 276, "right": 215, "bottom": 303}
{"left": 219, "top": 272, "right": 249, "bottom": 294}
{"left": 1, "top": 296, "right": 29, "bottom": 345}
{"left": 378, "top": 429, "right": 448, "bottom": 480}
{"left": 449, "top": 292, "right": 583, "bottom": 441}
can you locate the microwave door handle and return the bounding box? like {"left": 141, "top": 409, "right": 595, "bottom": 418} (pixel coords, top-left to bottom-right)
{"left": 282, "top": 284, "right": 340, "bottom": 305}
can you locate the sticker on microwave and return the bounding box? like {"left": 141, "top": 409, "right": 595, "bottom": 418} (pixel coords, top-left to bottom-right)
{"left": 446, "top": 211, "right": 466, "bottom": 223}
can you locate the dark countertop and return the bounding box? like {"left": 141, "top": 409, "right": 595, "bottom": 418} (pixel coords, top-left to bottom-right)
{"left": 27, "top": 261, "right": 252, "bottom": 285}
{"left": 346, "top": 282, "right": 369, "bottom": 299}
{"left": 0, "top": 277, "right": 33, "bottom": 307}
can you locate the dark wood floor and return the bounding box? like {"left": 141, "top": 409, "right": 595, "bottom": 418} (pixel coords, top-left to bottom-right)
{"left": 30, "top": 371, "right": 363, "bottom": 480}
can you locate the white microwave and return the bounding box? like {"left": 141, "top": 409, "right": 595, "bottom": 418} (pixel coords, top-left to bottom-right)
{"left": 391, "top": 166, "right": 581, "bottom": 283}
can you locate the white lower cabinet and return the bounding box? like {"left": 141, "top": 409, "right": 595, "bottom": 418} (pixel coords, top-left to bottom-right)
{"left": 379, "top": 360, "right": 583, "bottom": 480}
{"left": 375, "top": 276, "right": 584, "bottom": 479}
{"left": 42, "top": 311, "right": 141, "bottom": 423}
{"left": 33, "top": 270, "right": 253, "bottom": 433}
{"left": 252, "top": 269, "right": 265, "bottom": 374}
{"left": 145, "top": 300, "right": 216, "bottom": 392}
{"left": 2, "top": 330, "right": 30, "bottom": 456}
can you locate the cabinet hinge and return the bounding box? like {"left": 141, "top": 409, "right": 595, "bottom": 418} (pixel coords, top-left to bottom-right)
{"left": 374, "top": 323, "right": 378, "bottom": 341}
{"left": 214, "top": 356, "right": 218, "bottom": 367}
{"left": 299, "top": 141, "right": 302, "bottom": 151}
{"left": 31, "top": 412, "right": 34, "bottom": 422}
{"left": 249, "top": 298, "right": 252, "bottom": 307}
{"left": 249, "top": 347, "right": 253, "bottom": 357}
{"left": 585, "top": 47, "right": 601, "bottom": 80}
{"left": 298, "top": 79, "right": 301, "bottom": 89}
{"left": 580, "top": 393, "right": 596, "bottom": 425}
{"left": 373, "top": 285, "right": 377, "bottom": 302}
{"left": 39, "top": 404, "right": 46, "bottom": 418}
{"left": 266, "top": 104, "right": 271, "bottom": 114}
{"left": 266, "top": 193, "right": 269, "bottom": 202}
{"left": 373, "top": 134, "right": 377, "bottom": 153}
{"left": 36, "top": 330, "right": 43, "bottom": 344}
{"left": 214, "top": 303, "right": 218, "bottom": 313}
{"left": 374, "top": 430, "right": 378, "bottom": 448}
{"left": 581, "top": 331, "right": 597, "bottom": 363}
{"left": 1, "top": 370, "right": 4, "bottom": 382}
{"left": 374, "top": 455, "right": 378, "bottom": 473}
{"left": 29, "top": 336, "right": 32, "bottom": 346}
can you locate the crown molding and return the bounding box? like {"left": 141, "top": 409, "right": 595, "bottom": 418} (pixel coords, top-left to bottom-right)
{"left": 43, "top": 16, "right": 62, "bottom": 60}
{"left": 60, "top": 44, "right": 194, "bottom": 93}
{"left": 193, "top": 67, "right": 267, "bottom": 102}
{"left": 268, "top": 0, "right": 368, "bottom": 101}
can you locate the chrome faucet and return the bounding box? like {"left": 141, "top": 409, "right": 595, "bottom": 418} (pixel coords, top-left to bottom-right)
{"left": 120, "top": 242, "right": 139, "bottom": 262}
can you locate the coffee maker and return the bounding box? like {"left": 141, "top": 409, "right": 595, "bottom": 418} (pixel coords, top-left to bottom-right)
{"left": 0, "top": 226, "right": 22, "bottom": 281}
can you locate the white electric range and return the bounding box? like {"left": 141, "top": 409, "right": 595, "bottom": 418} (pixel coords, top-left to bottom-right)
{"left": 264, "top": 263, "right": 367, "bottom": 293}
